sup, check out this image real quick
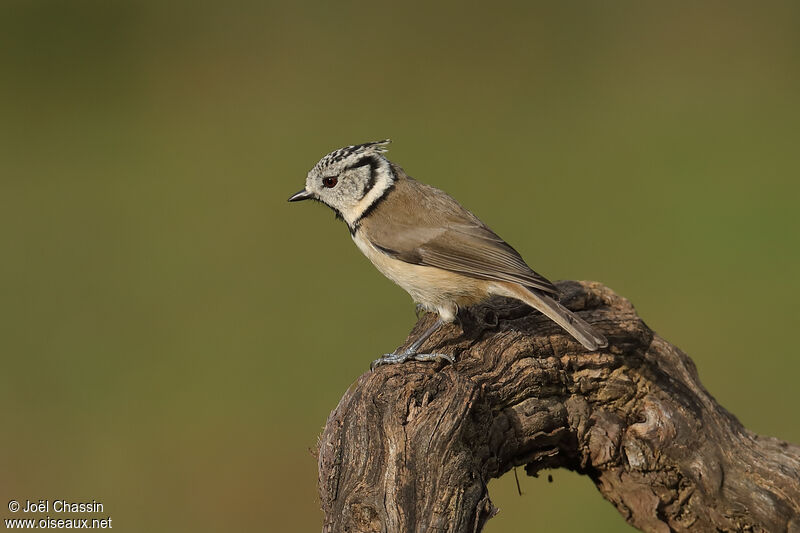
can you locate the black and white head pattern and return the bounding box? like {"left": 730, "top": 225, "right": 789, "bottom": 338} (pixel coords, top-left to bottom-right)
{"left": 304, "top": 140, "right": 395, "bottom": 228}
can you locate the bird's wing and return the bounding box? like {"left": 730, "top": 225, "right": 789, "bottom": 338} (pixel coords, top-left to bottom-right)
{"left": 362, "top": 179, "right": 559, "bottom": 296}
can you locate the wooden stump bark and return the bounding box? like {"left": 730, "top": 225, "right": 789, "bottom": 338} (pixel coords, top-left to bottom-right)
{"left": 317, "top": 281, "right": 800, "bottom": 532}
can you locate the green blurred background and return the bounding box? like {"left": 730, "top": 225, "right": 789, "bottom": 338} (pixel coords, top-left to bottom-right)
{"left": 1, "top": 1, "right": 798, "bottom": 531}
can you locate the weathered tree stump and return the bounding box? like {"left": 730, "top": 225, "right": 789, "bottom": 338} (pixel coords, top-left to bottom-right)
{"left": 317, "top": 281, "right": 800, "bottom": 532}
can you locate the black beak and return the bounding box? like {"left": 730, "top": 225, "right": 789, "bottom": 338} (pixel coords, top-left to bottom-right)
{"left": 287, "top": 189, "right": 314, "bottom": 202}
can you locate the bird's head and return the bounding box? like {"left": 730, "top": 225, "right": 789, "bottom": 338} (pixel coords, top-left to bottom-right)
{"left": 288, "top": 140, "right": 395, "bottom": 226}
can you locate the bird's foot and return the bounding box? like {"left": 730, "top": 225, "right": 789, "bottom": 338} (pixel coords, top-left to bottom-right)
{"left": 370, "top": 351, "right": 454, "bottom": 371}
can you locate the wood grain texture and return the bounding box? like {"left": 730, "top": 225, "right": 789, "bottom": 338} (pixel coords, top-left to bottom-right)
{"left": 318, "top": 281, "right": 800, "bottom": 532}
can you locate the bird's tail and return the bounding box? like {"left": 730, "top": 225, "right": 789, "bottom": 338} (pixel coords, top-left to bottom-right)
{"left": 496, "top": 283, "right": 608, "bottom": 351}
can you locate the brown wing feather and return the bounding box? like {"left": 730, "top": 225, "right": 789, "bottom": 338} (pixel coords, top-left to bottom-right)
{"left": 363, "top": 170, "right": 559, "bottom": 296}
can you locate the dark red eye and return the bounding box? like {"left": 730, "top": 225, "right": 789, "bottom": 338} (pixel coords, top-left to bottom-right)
{"left": 322, "top": 176, "right": 338, "bottom": 188}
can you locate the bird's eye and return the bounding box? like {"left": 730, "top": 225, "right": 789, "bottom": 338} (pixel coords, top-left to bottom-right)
{"left": 322, "top": 176, "right": 338, "bottom": 188}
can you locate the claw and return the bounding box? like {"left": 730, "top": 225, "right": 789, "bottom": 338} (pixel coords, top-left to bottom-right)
{"left": 371, "top": 352, "right": 410, "bottom": 370}
{"left": 371, "top": 317, "right": 453, "bottom": 370}
{"left": 370, "top": 352, "right": 455, "bottom": 371}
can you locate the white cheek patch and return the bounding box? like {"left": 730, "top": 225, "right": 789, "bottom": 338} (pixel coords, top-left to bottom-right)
{"left": 341, "top": 166, "right": 393, "bottom": 226}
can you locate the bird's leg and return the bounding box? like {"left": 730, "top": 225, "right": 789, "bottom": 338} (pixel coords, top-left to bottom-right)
{"left": 405, "top": 318, "right": 445, "bottom": 354}
{"left": 371, "top": 318, "right": 455, "bottom": 370}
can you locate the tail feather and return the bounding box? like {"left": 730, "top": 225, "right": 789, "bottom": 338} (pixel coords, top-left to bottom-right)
{"left": 498, "top": 283, "right": 608, "bottom": 350}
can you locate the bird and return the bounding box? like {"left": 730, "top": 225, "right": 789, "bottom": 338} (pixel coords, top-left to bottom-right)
{"left": 288, "top": 140, "right": 607, "bottom": 368}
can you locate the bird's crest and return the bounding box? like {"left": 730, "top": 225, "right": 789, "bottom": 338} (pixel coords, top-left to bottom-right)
{"left": 312, "top": 140, "right": 391, "bottom": 173}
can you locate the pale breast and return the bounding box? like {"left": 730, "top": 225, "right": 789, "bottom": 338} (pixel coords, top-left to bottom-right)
{"left": 352, "top": 231, "right": 488, "bottom": 322}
